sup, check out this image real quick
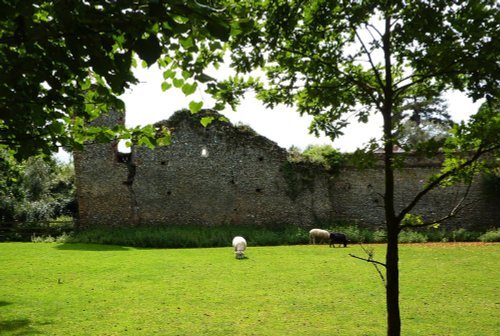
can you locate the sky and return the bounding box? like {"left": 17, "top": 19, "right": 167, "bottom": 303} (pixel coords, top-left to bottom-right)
{"left": 118, "top": 65, "right": 483, "bottom": 153}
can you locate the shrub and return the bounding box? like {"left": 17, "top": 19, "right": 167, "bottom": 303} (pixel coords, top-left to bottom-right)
{"left": 478, "top": 229, "right": 500, "bottom": 242}
{"left": 31, "top": 234, "right": 55, "bottom": 243}
{"left": 424, "top": 228, "right": 449, "bottom": 242}
{"left": 301, "top": 145, "right": 346, "bottom": 172}
{"left": 450, "top": 228, "right": 480, "bottom": 242}
{"left": 398, "top": 230, "right": 428, "bottom": 243}
{"left": 66, "top": 225, "right": 310, "bottom": 248}
{"left": 58, "top": 223, "right": 493, "bottom": 248}
{"left": 372, "top": 230, "right": 387, "bottom": 243}
{"left": 31, "top": 232, "right": 70, "bottom": 243}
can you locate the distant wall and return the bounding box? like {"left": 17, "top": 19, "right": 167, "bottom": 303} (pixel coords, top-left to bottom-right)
{"left": 330, "top": 164, "right": 499, "bottom": 230}
{"left": 74, "top": 109, "right": 499, "bottom": 231}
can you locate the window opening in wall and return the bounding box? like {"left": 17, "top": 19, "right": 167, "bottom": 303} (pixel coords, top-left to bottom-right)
{"left": 116, "top": 139, "right": 132, "bottom": 163}
{"left": 201, "top": 147, "right": 209, "bottom": 157}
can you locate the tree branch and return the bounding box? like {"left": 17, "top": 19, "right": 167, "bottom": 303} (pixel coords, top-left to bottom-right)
{"left": 355, "top": 30, "right": 385, "bottom": 91}
{"left": 392, "top": 61, "right": 461, "bottom": 99}
{"left": 350, "top": 244, "right": 387, "bottom": 287}
{"left": 349, "top": 253, "right": 387, "bottom": 268}
{"left": 395, "top": 145, "right": 498, "bottom": 225}
{"left": 273, "top": 45, "right": 384, "bottom": 111}
{"left": 366, "top": 23, "right": 384, "bottom": 39}
{"left": 400, "top": 179, "right": 474, "bottom": 229}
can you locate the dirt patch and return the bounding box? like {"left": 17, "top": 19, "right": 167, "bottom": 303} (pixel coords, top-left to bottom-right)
{"left": 358, "top": 242, "right": 499, "bottom": 248}
{"left": 401, "top": 242, "right": 499, "bottom": 248}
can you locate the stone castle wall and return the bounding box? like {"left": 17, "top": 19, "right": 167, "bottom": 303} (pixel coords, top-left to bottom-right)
{"left": 329, "top": 166, "right": 498, "bottom": 230}
{"left": 74, "top": 110, "right": 499, "bottom": 230}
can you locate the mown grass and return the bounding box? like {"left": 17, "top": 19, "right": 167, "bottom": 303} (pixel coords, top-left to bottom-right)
{"left": 0, "top": 243, "right": 498, "bottom": 335}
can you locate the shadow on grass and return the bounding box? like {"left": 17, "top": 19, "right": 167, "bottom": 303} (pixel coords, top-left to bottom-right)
{"left": 0, "top": 318, "right": 47, "bottom": 335}
{"left": 0, "top": 301, "right": 12, "bottom": 308}
{"left": 54, "top": 243, "right": 130, "bottom": 251}
{"left": 235, "top": 256, "right": 250, "bottom": 260}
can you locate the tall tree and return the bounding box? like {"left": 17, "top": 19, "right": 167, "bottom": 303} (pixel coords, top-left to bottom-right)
{"left": 0, "top": 0, "right": 231, "bottom": 160}
{"left": 395, "top": 93, "right": 454, "bottom": 150}
{"left": 223, "top": 1, "right": 500, "bottom": 335}
{"left": 0, "top": 152, "right": 76, "bottom": 223}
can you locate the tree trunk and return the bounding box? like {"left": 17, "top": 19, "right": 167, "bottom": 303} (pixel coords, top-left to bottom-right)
{"left": 383, "top": 141, "right": 401, "bottom": 336}
{"left": 381, "top": 11, "right": 401, "bottom": 336}
{"left": 386, "top": 219, "right": 401, "bottom": 336}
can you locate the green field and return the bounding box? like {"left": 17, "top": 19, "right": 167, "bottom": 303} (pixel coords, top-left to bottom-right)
{"left": 0, "top": 243, "right": 498, "bottom": 335}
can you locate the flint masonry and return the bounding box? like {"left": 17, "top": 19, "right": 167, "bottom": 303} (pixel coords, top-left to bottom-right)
{"left": 74, "top": 109, "right": 499, "bottom": 230}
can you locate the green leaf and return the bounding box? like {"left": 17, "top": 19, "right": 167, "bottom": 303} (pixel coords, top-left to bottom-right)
{"left": 181, "top": 70, "right": 191, "bottom": 79}
{"left": 173, "top": 78, "right": 184, "bottom": 88}
{"left": 181, "top": 82, "right": 197, "bottom": 96}
{"left": 138, "top": 136, "right": 154, "bottom": 149}
{"left": 156, "top": 128, "right": 171, "bottom": 146}
{"left": 401, "top": 214, "right": 424, "bottom": 227}
{"left": 200, "top": 116, "right": 215, "bottom": 127}
{"left": 195, "top": 73, "right": 216, "bottom": 83}
{"left": 134, "top": 35, "right": 162, "bottom": 67}
{"left": 206, "top": 19, "right": 231, "bottom": 41}
{"left": 163, "top": 69, "right": 176, "bottom": 79}
{"left": 179, "top": 36, "right": 195, "bottom": 50}
{"left": 161, "top": 81, "right": 172, "bottom": 91}
{"left": 213, "top": 102, "right": 225, "bottom": 111}
{"left": 189, "top": 101, "right": 203, "bottom": 113}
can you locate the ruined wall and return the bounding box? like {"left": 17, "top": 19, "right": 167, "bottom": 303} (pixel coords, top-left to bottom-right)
{"left": 74, "top": 109, "right": 499, "bottom": 230}
{"left": 330, "top": 164, "right": 499, "bottom": 230}
{"left": 74, "top": 110, "right": 335, "bottom": 227}
{"left": 74, "top": 110, "right": 137, "bottom": 226}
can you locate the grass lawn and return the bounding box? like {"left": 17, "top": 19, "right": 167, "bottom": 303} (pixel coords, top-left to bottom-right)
{"left": 0, "top": 242, "right": 498, "bottom": 335}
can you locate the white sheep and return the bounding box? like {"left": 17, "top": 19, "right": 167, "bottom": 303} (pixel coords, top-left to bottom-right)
{"left": 232, "top": 236, "right": 247, "bottom": 259}
{"left": 309, "top": 229, "right": 330, "bottom": 245}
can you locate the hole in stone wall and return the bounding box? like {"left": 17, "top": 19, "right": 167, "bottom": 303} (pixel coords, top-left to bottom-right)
{"left": 167, "top": 191, "right": 171, "bottom": 195}
{"left": 116, "top": 152, "right": 131, "bottom": 163}
{"left": 161, "top": 161, "right": 166, "bottom": 165}
{"left": 116, "top": 139, "right": 132, "bottom": 163}
{"left": 118, "top": 139, "right": 131, "bottom": 152}
{"left": 258, "top": 156, "right": 264, "bottom": 161}
{"left": 201, "top": 147, "right": 209, "bottom": 157}
{"left": 256, "top": 188, "right": 262, "bottom": 193}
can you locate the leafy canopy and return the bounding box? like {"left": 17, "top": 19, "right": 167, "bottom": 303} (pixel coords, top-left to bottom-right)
{"left": 0, "top": 0, "right": 232, "bottom": 160}
{"left": 0, "top": 152, "right": 75, "bottom": 222}
{"left": 225, "top": 0, "right": 499, "bottom": 146}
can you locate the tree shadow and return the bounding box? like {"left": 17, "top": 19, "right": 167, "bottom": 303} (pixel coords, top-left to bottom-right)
{"left": 0, "top": 301, "right": 12, "bottom": 308}
{"left": 0, "top": 318, "right": 46, "bottom": 335}
{"left": 54, "top": 243, "right": 130, "bottom": 251}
